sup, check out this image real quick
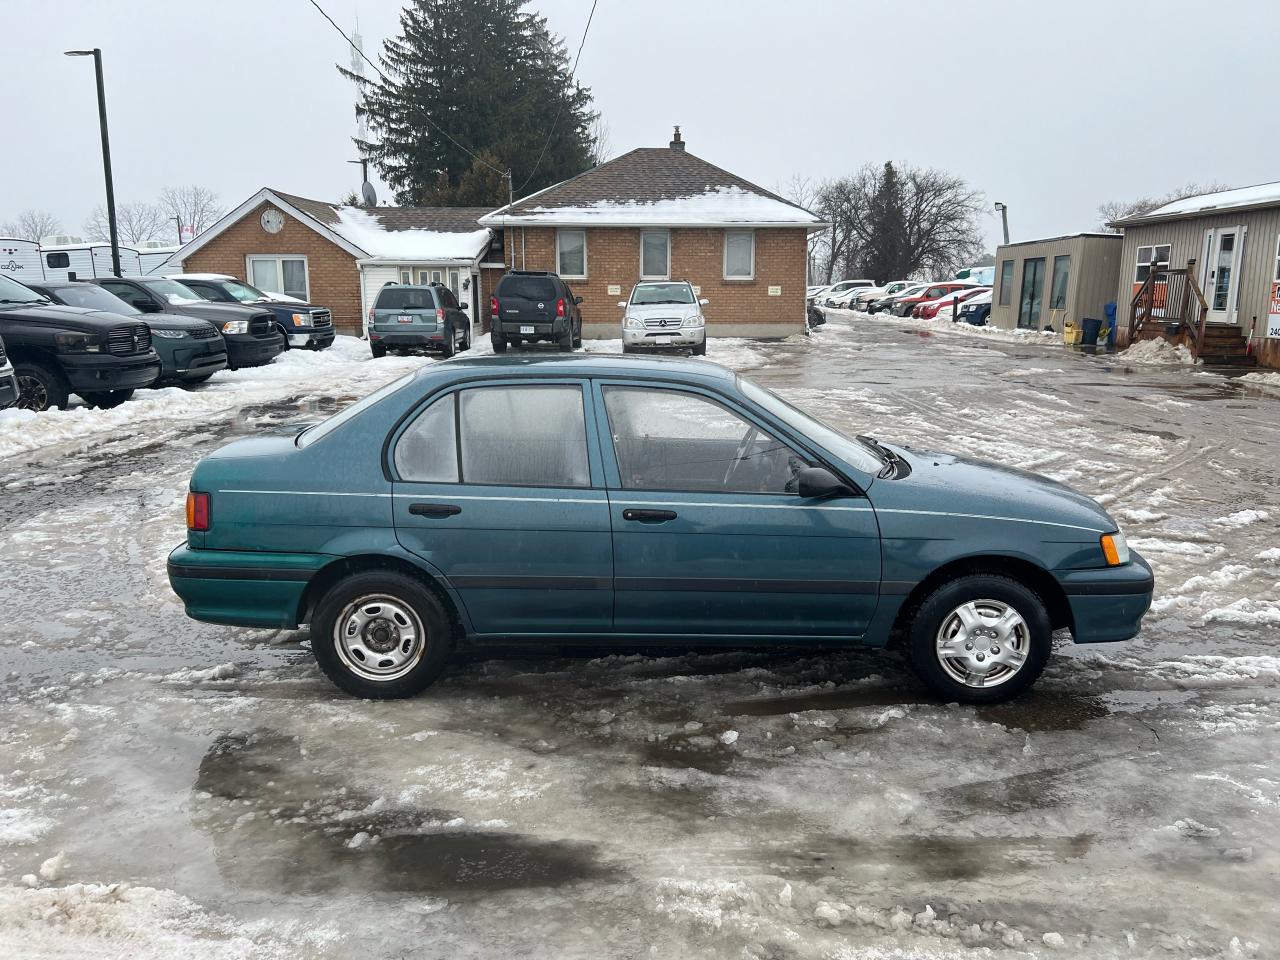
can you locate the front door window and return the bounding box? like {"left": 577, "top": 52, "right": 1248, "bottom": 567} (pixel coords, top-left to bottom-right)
{"left": 1212, "top": 232, "right": 1235, "bottom": 312}
{"left": 1017, "top": 258, "right": 1045, "bottom": 329}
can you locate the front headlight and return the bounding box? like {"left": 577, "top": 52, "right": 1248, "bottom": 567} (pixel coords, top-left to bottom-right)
{"left": 290, "top": 312, "right": 311, "bottom": 327}
{"left": 53, "top": 333, "right": 101, "bottom": 353}
{"left": 222, "top": 320, "right": 249, "bottom": 335}
{"left": 682, "top": 314, "right": 704, "bottom": 327}
{"left": 152, "top": 328, "right": 187, "bottom": 340}
{"left": 624, "top": 316, "right": 643, "bottom": 329}
{"left": 1100, "top": 530, "right": 1130, "bottom": 566}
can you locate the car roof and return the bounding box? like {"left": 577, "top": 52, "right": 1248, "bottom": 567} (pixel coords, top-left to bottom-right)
{"left": 416, "top": 352, "right": 738, "bottom": 386}
{"left": 167, "top": 273, "right": 234, "bottom": 281}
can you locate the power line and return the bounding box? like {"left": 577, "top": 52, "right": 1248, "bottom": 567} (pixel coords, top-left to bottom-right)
{"left": 512, "top": 0, "right": 599, "bottom": 195}
{"left": 305, "top": 0, "right": 505, "bottom": 177}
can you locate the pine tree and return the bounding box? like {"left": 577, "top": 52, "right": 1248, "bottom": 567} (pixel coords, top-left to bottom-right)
{"left": 344, "top": 0, "right": 598, "bottom": 207}
{"left": 861, "top": 162, "right": 907, "bottom": 282}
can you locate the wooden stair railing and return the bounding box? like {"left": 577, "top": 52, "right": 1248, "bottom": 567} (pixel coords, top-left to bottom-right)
{"left": 1126, "top": 259, "right": 1208, "bottom": 357}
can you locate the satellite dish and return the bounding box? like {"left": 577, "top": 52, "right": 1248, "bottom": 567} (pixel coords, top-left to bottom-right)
{"left": 361, "top": 181, "right": 377, "bottom": 207}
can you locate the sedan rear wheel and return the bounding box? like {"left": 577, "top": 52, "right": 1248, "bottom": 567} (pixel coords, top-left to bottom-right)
{"left": 311, "top": 571, "right": 452, "bottom": 698}
{"left": 906, "top": 574, "right": 1050, "bottom": 703}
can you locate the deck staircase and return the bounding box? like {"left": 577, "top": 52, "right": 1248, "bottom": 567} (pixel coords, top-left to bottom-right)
{"left": 1128, "top": 261, "right": 1256, "bottom": 366}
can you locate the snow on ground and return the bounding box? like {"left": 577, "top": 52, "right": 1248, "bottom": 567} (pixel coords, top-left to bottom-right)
{"left": 1239, "top": 370, "right": 1280, "bottom": 392}
{"left": 826, "top": 306, "right": 1061, "bottom": 344}
{"left": 1115, "top": 338, "right": 1201, "bottom": 365}
{"left": 1, "top": 312, "right": 1278, "bottom": 959}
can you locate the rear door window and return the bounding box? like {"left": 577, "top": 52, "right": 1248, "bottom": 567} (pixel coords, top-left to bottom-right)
{"left": 459, "top": 386, "right": 589, "bottom": 487}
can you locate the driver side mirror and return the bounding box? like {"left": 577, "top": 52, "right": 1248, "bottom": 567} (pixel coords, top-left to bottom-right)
{"left": 459, "top": 302, "right": 469, "bottom": 310}
{"left": 699, "top": 298, "right": 709, "bottom": 305}
{"left": 797, "top": 466, "right": 858, "bottom": 499}
{"left": 133, "top": 297, "right": 160, "bottom": 313}
{"left": 617, "top": 300, "right": 627, "bottom": 308}
{"left": 573, "top": 296, "right": 583, "bottom": 305}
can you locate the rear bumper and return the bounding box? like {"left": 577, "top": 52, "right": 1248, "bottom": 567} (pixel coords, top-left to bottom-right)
{"left": 61, "top": 352, "right": 162, "bottom": 392}
{"left": 497, "top": 320, "right": 567, "bottom": 340}
{"left": 226, "top": 334, "right": 285, "bottom": 368}
{"left": 371, "top": 329, "right": 446, "bottom": 348}
{"left": 1059, "top": 551, "right": 1155, "bottom": 643}
{"left": 167, "top": 544, "right": 334, "bottom": 628}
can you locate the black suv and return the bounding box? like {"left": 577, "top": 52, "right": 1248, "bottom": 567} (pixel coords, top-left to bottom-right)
{"left": 490, "top": 271, "right": 582, "bottom": 352}
{"left": 0, "top": 274, "right": 160, "bottom": 410}
{"left": 27, "top": 280, "right": 227, "bottom": 383}
{"left": 367, "top": 283, "right": 470, "bottom": 358}
{"left": 92, "top": 277, "right": 284, "bottom": 369}
{"left": 169, "top": 274, "right": 335, "bottom": 351}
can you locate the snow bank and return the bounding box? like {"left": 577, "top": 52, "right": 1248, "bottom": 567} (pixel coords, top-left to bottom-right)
{"left": 1116, "top": 338, "right": 1200, "bottom": 365}
{"left": 0, "top": 337, "right": 431, "bottom": 462}
{"left": 1239, "top": 371, "right": 1280, "bottom": 391}
{"left": 837, "top": 307, "right": 1059, "bottom": 345}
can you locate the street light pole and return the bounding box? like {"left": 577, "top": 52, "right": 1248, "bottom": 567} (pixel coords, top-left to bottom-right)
{"left": 170, "top": 216, "right": 182, "bottom": 246}
{"left": 66, "top": 48, "right": 120, "bottom": 277}
{"left": 994, "top": 202, "right": 1010, "bottom": 246}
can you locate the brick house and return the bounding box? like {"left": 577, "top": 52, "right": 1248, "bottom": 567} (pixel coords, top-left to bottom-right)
{"left": 170, "top": 188, "right": 501, "bottom": 335}
{"left": 478, "top": 129, "right": 824, "bottom": 339}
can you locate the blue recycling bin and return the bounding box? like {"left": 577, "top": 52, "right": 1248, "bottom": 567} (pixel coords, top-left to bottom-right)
{"left": 1103, "top": 302, "right": 1117, "bottom": 345}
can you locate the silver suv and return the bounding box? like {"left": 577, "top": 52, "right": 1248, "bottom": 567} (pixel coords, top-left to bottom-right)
{"left": 619, "top": 280, "right": 707, "bottom": 355}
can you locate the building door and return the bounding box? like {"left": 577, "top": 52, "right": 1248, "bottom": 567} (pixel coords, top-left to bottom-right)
{"left": 1201, "top": 227, "right": 1244, "bottom": 324}
{"left": 1017, "top": 258, "right": 1045, "bottom": 329}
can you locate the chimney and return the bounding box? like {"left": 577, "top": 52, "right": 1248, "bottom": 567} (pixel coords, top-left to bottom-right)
{"left": 669, "top": 125, "right": 685, "bottom": 151}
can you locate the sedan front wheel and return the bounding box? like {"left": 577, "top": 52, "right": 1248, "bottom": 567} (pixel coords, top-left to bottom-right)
{"left": 906, "top": 574, "right": 1050, "bottom": 703}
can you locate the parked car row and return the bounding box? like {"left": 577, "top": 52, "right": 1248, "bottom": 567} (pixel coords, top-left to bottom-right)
{"left": 0, "top": 270, "right": 334, "bottom": 411}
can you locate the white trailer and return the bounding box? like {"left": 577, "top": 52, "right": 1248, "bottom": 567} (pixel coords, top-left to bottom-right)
{"left": 40, "top": 242, "right": 143, "bottom": 281}
{"left": 136, "top": 243, "right": 181, "bottom": 275}
{"left": 0, "top": 238, "right": 45, "bottom": 285}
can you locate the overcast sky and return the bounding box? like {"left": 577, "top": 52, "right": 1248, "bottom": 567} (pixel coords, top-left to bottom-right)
{"left": 4, "top": 0, "right": 1271, "bottom": 253}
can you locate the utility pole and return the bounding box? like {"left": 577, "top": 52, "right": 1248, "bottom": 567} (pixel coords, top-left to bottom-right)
{"left": 170, "top": 216, "right": 182, "bottom": 246}
{"left": 994, "top": 202, "right": 1010, "bottom": 246}
{"left": 66, "top": 48, "right": 120, "bottom": 276}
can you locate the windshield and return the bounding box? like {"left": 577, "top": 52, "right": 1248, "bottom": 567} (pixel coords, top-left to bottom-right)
{"left": 0, "top": 275, "right": 46, "bottom": 304}
{"left": 297, "top": 372, "right": 419, "bottom": 448}
{"left": 737, "top": 376, "right": 886, "bottom": 476}
{"left": 142, "top": 278, "right": 205, "bottom": 305}
{"left": 219, "top": 279, "right": 271, "bottom": 303}
{"left": 47, "top": 283, "right": 140, "bottom": 315}
{"left": 631, "top": 282, "right": 694, "bottom": 305}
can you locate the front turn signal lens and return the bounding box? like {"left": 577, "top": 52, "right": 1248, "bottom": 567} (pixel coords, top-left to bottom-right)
{"left": 187, "top": 492, "right": 210, "bottom": 531}
{"left": 1100, "top": 531, "right": 1129, "bottom": 566}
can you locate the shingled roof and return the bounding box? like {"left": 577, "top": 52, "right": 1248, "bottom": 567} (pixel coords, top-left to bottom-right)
{"left": 479, "top": 143, "right": 823, "bottom": 229}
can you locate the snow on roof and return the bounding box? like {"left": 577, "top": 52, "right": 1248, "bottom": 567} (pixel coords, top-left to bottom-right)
{"left": 488, "top": 186, "right": 822, "bottom": 227}
{"left": 330, "top": 206, "right": 490, "bottom": 261}
{"left": 1138, "top": 181, "right": 1280, "bottom": 220}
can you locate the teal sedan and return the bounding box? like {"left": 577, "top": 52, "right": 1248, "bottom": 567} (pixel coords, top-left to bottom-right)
{"left": 168, "top": 355, "right": 1153, "bottom": 704}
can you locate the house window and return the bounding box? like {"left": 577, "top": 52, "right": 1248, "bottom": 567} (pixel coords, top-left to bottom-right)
{"left": 724, "top": 230, "right": 754, "bottom": 279}
{"left": 400, "top": 270, "right": 411, "bottom": 284}
{"left": 557, "top": 229, "right": 587, "bottom": 278}
{"left": 640, "top": 230, "right": 670, "bottom": 279}
{"left": 1049, "top": 255, "right": 1071, "bottom": 310}
{"left": 998, "top": 260, "right": 1014, "bottom": 306}
{"left": 247, "top": 256, "right": 308, "bottom": 299}
{"left": 416, "top": 268, "right": 444, "bottom": 285}
{"left": 1135, "top": 244, "right": 1171, "bottom": 283}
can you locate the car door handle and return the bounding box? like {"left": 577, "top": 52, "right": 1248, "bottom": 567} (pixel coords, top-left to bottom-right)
{"left": 408, "top": 503, "right": 461, "bottom": 518}
{"left": 622, "top": 508, "right": 677, "bottom": 523}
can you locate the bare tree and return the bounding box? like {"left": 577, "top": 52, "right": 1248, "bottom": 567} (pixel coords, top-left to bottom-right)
{"left": 158, "top": 185, "right": 224, "bottom": 238}
{"left": 1097, "top": 181, "right": 1229, "bottom": 231}
{"left": 0, "top": 209, "right": 63, "bottom": 242}
{"left": 588, "top": 116, "right": 612, "bottom": 167}
{"left": 84, "top": 202, "right": 169, "bottom": 245}
{"left": 780, "top": 174, "right": 827, "bottom": 282}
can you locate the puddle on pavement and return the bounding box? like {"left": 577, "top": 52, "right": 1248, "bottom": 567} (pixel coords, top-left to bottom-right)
{"left": 637, "top": 733, "right": 737, "bottom": 775}
{"left": 757, "top": 833, "right": 1095, "bottom": 882}
{"left": 193, "top": 732, "right": 620, "bottom": 895}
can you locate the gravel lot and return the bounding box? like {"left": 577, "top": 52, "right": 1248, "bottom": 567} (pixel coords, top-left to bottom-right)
{"left": 1, "top": 316, "right": 1277, "bottom": 959}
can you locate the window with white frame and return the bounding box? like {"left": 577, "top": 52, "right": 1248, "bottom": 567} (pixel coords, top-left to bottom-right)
{"left": 640, "top": 230, "right": 670, "bottom": 279}
{"left": 724, "top": 230, "right": 754, "bottom": 279}
{"left": 557, "top": 229, "right": 587, "bottom": 278}
{"left": 248, "top": 256, "right": 308, "bottom": 299}
{"left": 1273, "top": 234, "right": 1280, "bottom": 281}
{"left": 1134, "top": 244, "right": 1171, "bottom": 283}
{"left": 400, "top": 270, "right": 411, "bottom": 284}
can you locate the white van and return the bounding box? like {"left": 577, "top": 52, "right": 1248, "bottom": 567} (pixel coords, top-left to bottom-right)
{"left": 0, "top": 238, "right": 45, "bottom": 285}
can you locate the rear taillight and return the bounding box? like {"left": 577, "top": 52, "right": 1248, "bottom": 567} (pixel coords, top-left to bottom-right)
{"left": 186, "top": 492, "right": 210, "bottom": 531}
{"left": 436, "top": 308, "right": 445, "bottom": 322}
{"left": 556, "top": 298, "right": 565, "bottom": 318}
{"left": 490, "top": 296, "right": 499, "bottom": 315}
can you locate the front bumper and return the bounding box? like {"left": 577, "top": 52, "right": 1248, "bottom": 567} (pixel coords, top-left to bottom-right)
{"left": 288, "top": 328, "right": 336, "bottom": 349}
{"left": 155, "top": 339, "right": 228, "bottom": 380}
{"left": 1059, "top": 551, "right": 1155, "bottom": 643}
{"left": 623, "top": 327, "right": 705, "bottom": 348}
{"left": 167, "top": 544, "right": 334, "bottom": 628}
{"left": 0, "top": 363, "right": 17, "bottom": 409}
{"left": 226, "top": 334, "right": 285, "bottom": 368}
{"left": 61, "top": 351, "right": 162, "bottom": 392}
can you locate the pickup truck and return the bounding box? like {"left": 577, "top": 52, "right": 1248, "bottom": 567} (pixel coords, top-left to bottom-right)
{"left": 168, "top": 274, "right": 335, "bottom": 351}
{"left": 91, "top": 277, "right": 284, "bottom": 369}
{"left": 0, "top": 334, "right": 18, "bottom": 409}
{"left": 0, "top": 274, "right": 161, "bottom": 410}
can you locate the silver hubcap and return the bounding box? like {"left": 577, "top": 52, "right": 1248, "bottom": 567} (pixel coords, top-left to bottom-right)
{"left": 935, "top": 599, "right": 1029, "bottom": 688}
{"left": 334, "top": 594, "right": 425, "bottom": 682}
{"left": 16, "top": 375, "right": 49, "bottom": 411}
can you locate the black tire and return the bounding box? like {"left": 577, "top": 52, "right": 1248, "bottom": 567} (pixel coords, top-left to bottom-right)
{"left": 622, "top": 344, "right": 636, "bottom": 354}
{"left": 310, "top": 571, "right": 453, "bottom": 699}
{"left": 572, "top": 321, "right": 583, "bottom": 348}
{"left": 510, "top": 336, "right": 523, "bottom": 350}
{"left": 459, "top": 326, "right": 471, "bottom": 352}
{"left": 557, "top": 323, "right": 573, "bottom": 352}
{"left": 441, "top": 328, "right": 456, "bottom": 359}
{"left": 692, "top": 339, "right": 707, "bottom": 356}
{"left": 13, "top": 361, "right": 69, "bottom": 411}
{"left": 905, "top": 574, "right": 1051, "bottom": 704}
{"left": 78, "top": 389, "right": 134, "bottom": 409}
{"left": 491, "top": 330, "right": 507, "bottom": 353}
{"left": 370, "top": 344, "right": 387, "bottom": 359}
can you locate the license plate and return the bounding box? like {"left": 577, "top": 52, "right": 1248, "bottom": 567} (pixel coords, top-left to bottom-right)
{"left": 398, "top": 315, "right": 414, "bottom": 324}
{"left": 520, "top": 325, "right": 535, "bottom": 334}
{"left": 654, "top": 336, "right": 672, "bottom": 345}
